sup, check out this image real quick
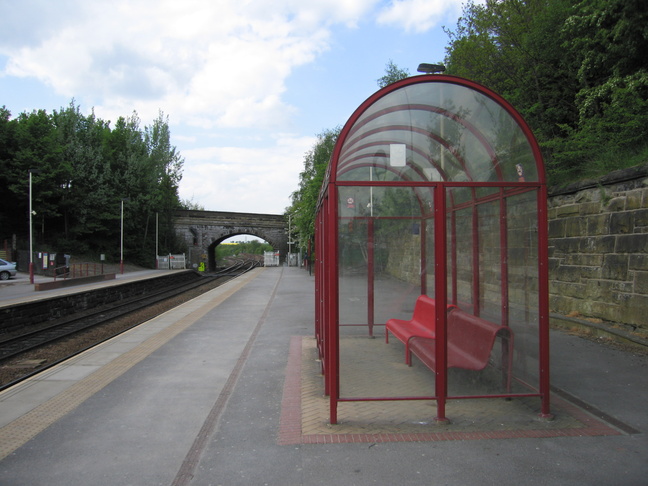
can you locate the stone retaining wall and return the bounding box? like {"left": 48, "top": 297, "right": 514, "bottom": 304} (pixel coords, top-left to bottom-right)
{"left": 548, "top": 164, "right": 648, "bottom": 333}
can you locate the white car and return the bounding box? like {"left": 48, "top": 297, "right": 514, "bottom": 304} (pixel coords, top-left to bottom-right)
{"left": 0, "top": 258, "right": 17, "bottom": 280}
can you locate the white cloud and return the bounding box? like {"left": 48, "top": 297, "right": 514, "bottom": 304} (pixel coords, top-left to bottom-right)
{"left": 0, "top": 0, "right": 469, "bottom": 215}
{"left": 376, "top": 0, "right": 464, "bottom": 33}
{"left": 0, "top": 0, "right": 375, "bottom": 129}
{"left": 179, "top": 134, "right": 316, "bottom": 213}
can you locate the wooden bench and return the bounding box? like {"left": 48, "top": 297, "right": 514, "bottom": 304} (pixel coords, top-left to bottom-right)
{"left": 408, "top": 309, "right": 514, "bottom": 389}
{"left": 385, "top": 295, "right": 455, "bottom": 365}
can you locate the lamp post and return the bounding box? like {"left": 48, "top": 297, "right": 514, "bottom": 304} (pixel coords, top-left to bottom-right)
{"left": 155, "top": 212, "right": 159, "bottom": 269}
{"left": 28, "top": 169, "right": 41, "bottom": 284}
{"left": 120, "top": 198, "right": 130, "bottom": 274}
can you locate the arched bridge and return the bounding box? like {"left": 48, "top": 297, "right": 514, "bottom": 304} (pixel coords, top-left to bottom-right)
{"left": 173, "top": 210, "right": 288, "bottom": 270}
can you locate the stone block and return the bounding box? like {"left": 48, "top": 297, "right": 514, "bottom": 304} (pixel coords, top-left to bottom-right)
{"left": 626, "top": 189, "right": 644, "bottom": 210}
{"left": 555, "top": 204, "right": 580, "bottom": 218}
{"left": 629, "top": 254, "right": 648, "bottom": 271}
{"left": 634, "top": 271, "right": 648, "bottom": 294}
{"left": 585, "top": 279, "right": 633, "bottom": 300}
{"left": 579, "top": 265, "right": 603, "bottom": 279}
{"left": 549, "top": 294, "right": 574, "bottom": 314}
{"left": 564, "top": 254, "right": 603, "bottom": 266}
{"left": 601, "top": 254, "right": 629, "bottom": 280}
{"left": 564, "top": 217, "right": 586, "bottom": 237}
{"left": 589, "top": 300, "right": 621, "bottom": 323}
{"left": 554, "top": 265, "right": 582, "bottom": 283}
{"left": 605, "top": 196, "right": 625, "bottom": 212}
{"left": 579, "top": 235, "right": 616, "bottom": 254}
{"left": 619, "top": 294, "right": 648, "bottom": 328}
{"left": 548, "top": 257, "right": 561, "bottom": 271}
{"left": 634, "top": 208, "right": 648, "bottom": 228}
{"left": 548, "top": 219, "right": 565, "bottom": 238}
{"left": 609, "top": 211, "right": 633, "bottom": 234}
{"left": 553, "top": 237, "right": 581, "bottom": 254}
{"left": 549, "top": 281, "right": 586, "bottom": 298}
{"left": 615, "top": 233, "right": 648, "bottom": 253}
{"left": 579, "top": 201, "right": 601, "bottom": 215}
{"left": 586, "top": 214, "right": 610, "bottom": 236}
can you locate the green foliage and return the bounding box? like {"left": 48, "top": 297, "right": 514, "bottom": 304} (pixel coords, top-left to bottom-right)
{"left": 0, "top": 101, "right": 185, "bottom": 266}
{"left": 215, "top": 240, "right": 273, "bottom": 260}
{"left": 286, "top": 127, "right": 340, "bottom": 252}
{"left": 179, "top": 197, "right": 205, "bottom": 210}
{"left": 443, "top": 0, "right": 648, "bottom": 183}
{"left": 376, "top": 60, "right": 410, "bottom": 88}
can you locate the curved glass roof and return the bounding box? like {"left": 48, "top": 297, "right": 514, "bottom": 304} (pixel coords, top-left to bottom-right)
{"left": 333, "top": 76, "right": 544, "bottom": 184}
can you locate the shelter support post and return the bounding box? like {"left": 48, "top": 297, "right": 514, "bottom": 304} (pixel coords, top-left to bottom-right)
{"left": 538, "top": 187, "right": 552, "bottom": 418}
{"left": 434, "top": 185, "right": 449, "bottom": 422}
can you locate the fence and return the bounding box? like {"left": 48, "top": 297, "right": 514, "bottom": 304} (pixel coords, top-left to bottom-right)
{"left": 157, "top": 254, "right": 186, "bottom": 270}
{"left": 264, "top": 251, "right": 280, "bottom": 267}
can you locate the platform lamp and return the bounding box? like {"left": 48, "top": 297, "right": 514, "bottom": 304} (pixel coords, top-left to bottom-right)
{"left": 417, "top": 63, "right": 445, "bottom": 74}
{"left": 120, "top": 198, "right": 131, "bottom": 274}
{"left": 28, "top": 169, "right": 41, "bottom": 284}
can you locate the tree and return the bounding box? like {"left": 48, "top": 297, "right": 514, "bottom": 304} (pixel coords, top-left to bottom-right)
{"left": 377, "top": 60, "right": 411, "bottom": 88}
{"left": 443, "top": 0, "right": 648, "bottom": 182}
{"left": 0, "top": 107, "right": 19, "bottom": 238}
{"left": 286, "top": 61, "right": 413, "bottom": 254}
{"left": 287, "top": 127, "right": 340, "bottom": 252}
{"left": 0, "top": 102, "right": 187, "bottom": 266}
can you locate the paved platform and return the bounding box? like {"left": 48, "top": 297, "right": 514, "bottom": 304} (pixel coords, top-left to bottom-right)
{"left": 0, "top": 267, "right": 646, "bottom": 485}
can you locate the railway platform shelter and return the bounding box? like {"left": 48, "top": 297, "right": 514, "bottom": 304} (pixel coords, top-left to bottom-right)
{"left": 315, "top": 74, "right": 551, "bottom": 424}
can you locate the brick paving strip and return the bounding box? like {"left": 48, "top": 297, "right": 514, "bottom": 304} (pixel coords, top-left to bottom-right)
{"left": 277, "top": 336, "right": 626, "bottom": 445}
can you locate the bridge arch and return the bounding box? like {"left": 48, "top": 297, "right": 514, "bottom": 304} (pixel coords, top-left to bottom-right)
{"left": 173, "top": 210, "right": 288, "bottom": 270}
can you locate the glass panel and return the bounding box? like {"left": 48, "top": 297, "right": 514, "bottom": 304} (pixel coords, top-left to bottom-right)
{"left": 477, "top": 200, "right": 502, "bottom": 321}
{"left": 449, "top": 205, "right": 475, "bottom": 312}
{"left": 338, "top": 186, "right": 368, "bottom": 328}
{"left": 336, "top": 80, "right": 540, "bottom": 184}
{"left": 505, "top": 190, "right": 541, "bottom": 391}
{"left": 445, "top": 188, "right": 541, "bottom": 397}
{"left": 338, "top": 185, "right": 437, "bottom": 399}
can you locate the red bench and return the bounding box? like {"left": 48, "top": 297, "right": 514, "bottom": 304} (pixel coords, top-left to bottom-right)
{"left": 408, "top": 309, "right": 514, "bottom": 389}
{"left": 385, "top": 295, "right": 453, "bottom": 365}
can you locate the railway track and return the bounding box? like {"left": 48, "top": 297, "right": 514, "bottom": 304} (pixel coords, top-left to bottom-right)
{"left": 0, "top": 260, "right": 260, "bottom": 390}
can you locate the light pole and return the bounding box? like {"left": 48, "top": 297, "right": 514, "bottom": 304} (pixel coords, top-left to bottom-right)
{"left": 120, "top": 198, "right": 130, "bottom": 274}
{"left": 28, "top": 169, "right": 41, "bottom": 284}
{"left": 155, "top": 212, "right": 159, "bottom": 269}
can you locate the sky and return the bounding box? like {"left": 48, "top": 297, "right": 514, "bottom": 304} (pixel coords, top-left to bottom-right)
{"left": 0, "top": 0, "right": 470, "bottom": 216}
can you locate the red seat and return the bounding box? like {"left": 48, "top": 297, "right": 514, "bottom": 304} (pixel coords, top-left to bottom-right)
{"left": 408, "top": 309, "right": 514, "bottom": 390}
{"left": 385, "top": 295, "right": 436, "bottom": 365}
